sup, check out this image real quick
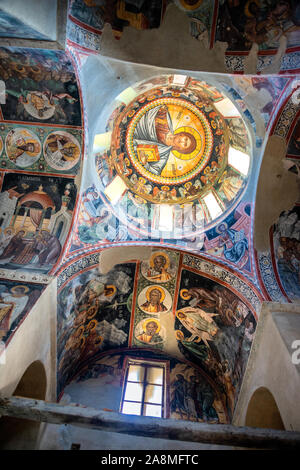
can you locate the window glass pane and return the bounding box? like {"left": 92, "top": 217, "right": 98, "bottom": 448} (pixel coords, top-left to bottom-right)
{"left": 124, "top": 382, "right": 143, "bottom": 402}
{"left": 228, "top": 146, "right": 250, "bottom": 175}
{"left": 122, "top": 401, "right": 142, "bottom": 416}
{"left": 146, "top": 367, "right": 163, "bottom": 385}
{"left": 144, "top": 384, "right": 162, "bottom": 404}
{"left": 127, "top": 364, "right": 145, "bottom": 382}
{"left": 144, "top": 404, "right": 162, "bottom": 418}
{"left": 203, "top": 192, "right": 222, "bottom": 219}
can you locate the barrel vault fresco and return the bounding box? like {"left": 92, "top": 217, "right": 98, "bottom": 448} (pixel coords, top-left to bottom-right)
{"left": 57, "top": 248, "right": 262, "bottom": 423}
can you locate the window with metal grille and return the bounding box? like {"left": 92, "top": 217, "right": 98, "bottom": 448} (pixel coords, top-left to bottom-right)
{"left": 120, "top": 358, "right": 166, "bottom": 418}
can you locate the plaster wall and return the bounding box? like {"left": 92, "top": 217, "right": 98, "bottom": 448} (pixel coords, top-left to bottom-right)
{"left": 38, "top": 371, "right": 240, "bottom": 450}
{"left": 254, "top": 135, "right": 299, "bottom": 252}
{"left": 0, "top": 278, "right": 57, "bottom": 401}
{"left": 99, "top": 4, "right": 228, "bottom": 73}
{"left": 0, "top": 0, "right": 58, "bottom": 40}
{"left": 233, "top": 302, "right": 300, "bottom": 431}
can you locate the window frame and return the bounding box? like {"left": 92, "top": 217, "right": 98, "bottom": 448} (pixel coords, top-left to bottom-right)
{"left": 120, "top": 356, "right": 169, "bottom": 418}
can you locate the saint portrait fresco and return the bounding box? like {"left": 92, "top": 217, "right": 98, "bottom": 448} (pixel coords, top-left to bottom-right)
{"left": 0, "top": 136, "right": 3, "bottom": 157}
{"left": 138, "top": 285, "right": 172, "bottom": 314}
{"left": 44, "top": 131, "right": 81, "bottom": 171}
{"left": 141, "top": 250, "right": 177, "bottom": 283}
{"left": 5, "top": 128, "right": 41, "bottom": 168}
{"left": 134, "top": 317, "right": 165, "bottom": 345}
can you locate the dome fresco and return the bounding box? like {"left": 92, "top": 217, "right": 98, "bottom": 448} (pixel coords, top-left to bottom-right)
{"left": 95, "top": 75, "right": 251, "bottom": 237}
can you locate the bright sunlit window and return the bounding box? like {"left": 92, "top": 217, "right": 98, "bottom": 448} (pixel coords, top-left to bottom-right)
{"left": 228, "top": 146, "right": 250, "bottom": 176}
{"left": 121, "top": 359, "right": 166, "bottom": 418}
{"left": 203, "top": 191, "right": 222, "bottom": 220}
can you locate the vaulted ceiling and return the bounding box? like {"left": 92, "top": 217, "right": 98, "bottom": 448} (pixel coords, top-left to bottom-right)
{"left": 0, "top": 0, "right": 299, "bottom": 424}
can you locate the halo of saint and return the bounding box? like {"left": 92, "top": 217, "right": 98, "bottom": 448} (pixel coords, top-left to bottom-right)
{"left": 141, "top": 251, "right": 176, "bottom": 283}
{"left": 138, "top": 284, "right": 172, "bottom": 314}
{"left": 135, "top": 317, "right": 165, "bottom": 344}
{"left": 5, "top": 128, "right": 41, "bottom": 168}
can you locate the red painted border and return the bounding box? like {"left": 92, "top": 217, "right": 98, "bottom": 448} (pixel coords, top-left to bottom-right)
{"left": 68, "top": 14, "right": 103, "bottom": 35}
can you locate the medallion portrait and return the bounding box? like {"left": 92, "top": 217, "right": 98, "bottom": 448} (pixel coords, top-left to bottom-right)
{"left": 134, "top": 317, "right": 165, "bottom": 345}
{"left": 141, "top": 250, "right": 177, "bottom": 283}
{"left": 138, "top": 285, "right": 172, "bottom": 314}
{"left": 5, "top": 128, "right": 41, "bottom": 167}
{"left": 44, "top": 131, "right": 81, "bottom": 171}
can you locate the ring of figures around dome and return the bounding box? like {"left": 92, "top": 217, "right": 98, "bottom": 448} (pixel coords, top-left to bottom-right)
{"left": 96, "top": 76, "right": 251, "bottom": 232}
{"left": 110, "top": 89, "right": 231, "bottom": 205}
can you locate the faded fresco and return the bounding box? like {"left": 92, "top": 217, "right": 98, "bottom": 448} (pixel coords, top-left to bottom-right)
{"left": 232, "top": 76, "right": 289, "bottom": 128}
{"left": 57, "top": 250, "right": 257, "bottom": 417}
{"left": 287, "top": 117, "right": 300, "bottom": 159}
{"left": 0, "top": 173, "right": 77, "bottom": 273}
{"left": 0, "top": 47, "right": 81, "bottom": 126}
{"left": 175, "top": 268, "right": 256, "bottom": 419}
{"left": 0, "top": 279, "right": 45, "bottom": 345}
{"left": 61, "top": 348, "right": 228, "bottom": 423}
{"left": 216, "top": 0, "right": 300, "bottom": 51}
{"left": 170, "top": 362, "right": 226, "bottom": 423}
{"left": 69, "top": 0, "right": 167, "bottom": 35}
{"left": 57, "top": 263, "right": 136, "bottom": 393}
{"left": 0, "top": 8, "right": 50, "bottom": 40}
{"left": 272, "top": 204, "right": 300, "bottom": 300}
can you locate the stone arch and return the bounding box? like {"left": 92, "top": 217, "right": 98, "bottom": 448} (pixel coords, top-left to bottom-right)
{"left": 0, "top": 360, "right": 47, "bottom": 449}
{"left": 245, "top": 386, "right": 285, "bottom": 430}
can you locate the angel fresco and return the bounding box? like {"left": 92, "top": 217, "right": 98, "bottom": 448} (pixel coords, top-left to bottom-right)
{"left": 180, "top": 285, "right": 248, "bottom": 328}
{"left": 176, "top": 307, "right": 219, "bottom": 347}
{"left": 5, "top": 89, "right": 78, "bottom": 122}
